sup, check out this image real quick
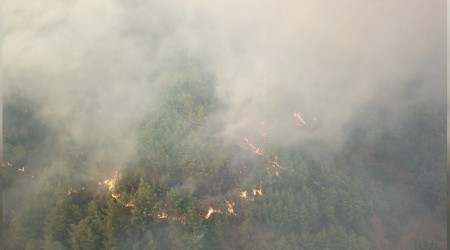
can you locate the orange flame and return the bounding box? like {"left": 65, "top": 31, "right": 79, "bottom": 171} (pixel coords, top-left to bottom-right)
{"left": 103, "top": 171, "right": 120, "bottom": 193}
{"left": 225, "top": 199, "right": 236, "bottom": 215}
{"left": 100, "top": 172, "right": 137, "bottom": 208}
{"left": 205, "top": 207, "right": 222, "bottom": 219}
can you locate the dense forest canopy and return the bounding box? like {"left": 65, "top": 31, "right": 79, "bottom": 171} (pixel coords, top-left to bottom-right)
{"left": 3, "top": 0, "right": 446, "bottom": 249}
{"left": 3, "top": 70, "right": 446, "bottom": 249}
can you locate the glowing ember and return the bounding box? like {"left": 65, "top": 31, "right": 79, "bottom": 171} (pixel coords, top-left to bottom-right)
{"left": 176, "top": 216, "right": 187, "bottom": 224}
{"left": 252, "top": 188, "right": 263, "bottom": 196}
{"left": 243, "top": 137, "right": 265, "bottom": 156}
{"left": 293, "top": 111, "right": 306, "bottom": 126}
{"left": 125, "top": 201, "right": 135, "bottom": 208}
{"left": 2, "top": 162, "right": 13, "bottom": 167}
{"left": 67, "top": 186, "right": 86, "bottom": 196}
{"left": 239, "top": 186, "right": 264, "bottom": 202}
{"left": 225, "top": 199, "right": 236, "bottom": 215}
{"left": 271, "top": 156, "right": 283, "bottom": 177}
{"left": 271, "top": 158, "right": 281, "bottom": 169}
{"left": 112, "top": 193, "right": 121, "bottom": 200}
{"left": 157, "top": 208, "right": 187, "bottom": 223}
{"left": 205, "top": 207, "right": 222, "bottom": 219}
{"left": 158, "top": 209, "right": 169, "bottom": 219}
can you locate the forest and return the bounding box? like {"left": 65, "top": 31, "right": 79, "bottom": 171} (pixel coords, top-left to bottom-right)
{"left": 2, "top": 63, "right": 446, "bottom": 249}
{"left": 3, "top": 1, "right": 446, "bottom": 249}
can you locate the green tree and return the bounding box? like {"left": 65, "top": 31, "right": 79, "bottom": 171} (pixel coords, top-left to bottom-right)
{"left": 69, "top": 201, "right": 105, "bottom": 250}
{"left": 44, "top": 197, "right": 83, "bottom": 248}
{"left": 131, "top": 178, "right": 162, "bottom": 231}
{"left": 103, "top": 197, "right": 131, "bottom": 250}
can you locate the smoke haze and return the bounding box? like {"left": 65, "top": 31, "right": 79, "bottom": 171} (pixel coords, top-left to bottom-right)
{"left": 3, "top": 0, "right": 446, "bottom": 249}
{"left": 5, "top": 0, "right": 445, "bottom": 147}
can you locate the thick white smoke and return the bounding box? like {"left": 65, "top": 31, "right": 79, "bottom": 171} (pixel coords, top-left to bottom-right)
{"left": 4, "top": 0, "right": 445, "bottom": 164}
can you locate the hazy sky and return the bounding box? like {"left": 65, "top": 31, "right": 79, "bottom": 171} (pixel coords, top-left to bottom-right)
{"left": 3, "top": 0, "right": 446, "bottom": 168}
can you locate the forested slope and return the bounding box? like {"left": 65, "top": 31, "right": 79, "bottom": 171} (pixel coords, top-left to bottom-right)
{"left": 3, "top": 65, "right": 445, "bottom": 249}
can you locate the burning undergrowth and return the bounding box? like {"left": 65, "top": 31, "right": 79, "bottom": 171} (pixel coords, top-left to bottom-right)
{"left": 3, "top": 0, "right": 445, "bottom": 249}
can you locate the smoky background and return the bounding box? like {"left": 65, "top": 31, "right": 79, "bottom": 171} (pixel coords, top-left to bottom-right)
{"left": 2, "top": 0, "right": 446, "bottom": 249}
